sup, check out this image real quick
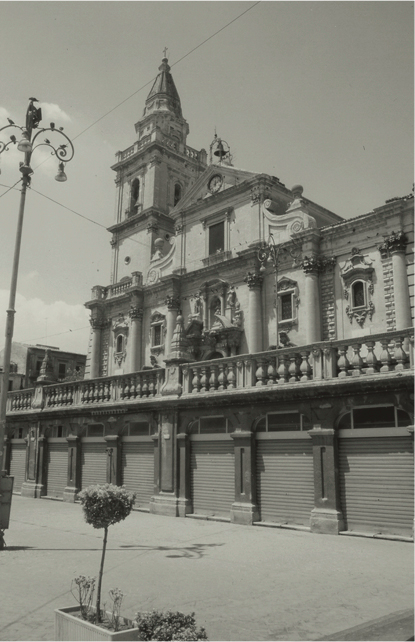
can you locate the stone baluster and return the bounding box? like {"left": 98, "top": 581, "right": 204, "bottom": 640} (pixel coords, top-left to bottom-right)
{"left": 141, "top": 374, "right": 149, "bottom": 396}
{"left": 393, "top": 336, "right": 407, "bottom": 372}
{"left": 365, "top": 340, "right": 378, "bottom": 375}
{"left": 379, "top": 339, "right": 392, "bottom": 373}
{"left": 227, "top": 363, "right": 236, "bottom": 390}
{"left": 350, "top": 343, "right": 363, "bottom": 377}
{"left": 200, "top": 365, "right": 209, "bottom": 393}
{"left": 217, "top": 363, "right": 228, "bottom": 390}
{"left": 255, "top": 358, "right": 268, "bottom": 387}
{"left": 299, "top": 350, "right": 312, "bottom": 381}
{"left": 277, "top": 355, "right": 289, "bottom": 383}
{"left": 209, "top": 364, "right": 219, "bottom": 391}
{"left": 267, "top": 356, "right": 277, "bottom": 385}
{"left": 337, "top": 346, "right": 350, "bottom": 378}
{"left": 191, "top": 367, "right": 201, "bottom": 393}
{"left": 288, "top": 354, "right": 300, "bottom": 382}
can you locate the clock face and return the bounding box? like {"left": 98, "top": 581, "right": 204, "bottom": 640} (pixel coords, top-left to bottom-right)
{"left": 208, "top": 174, "right": 223, "bottom": 194}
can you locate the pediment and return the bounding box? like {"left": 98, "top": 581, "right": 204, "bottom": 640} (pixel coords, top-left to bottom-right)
{"left": 171, "top": 164, "right": 258, "bottom": 214}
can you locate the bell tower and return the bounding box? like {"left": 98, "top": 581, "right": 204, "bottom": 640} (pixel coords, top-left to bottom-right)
{"left": 108, "top": 56, "right": 207, "bottom": 285}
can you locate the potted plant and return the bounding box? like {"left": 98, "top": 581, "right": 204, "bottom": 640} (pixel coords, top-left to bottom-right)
{"left": 55, "top": 483, "right": 138, "bottom": 641}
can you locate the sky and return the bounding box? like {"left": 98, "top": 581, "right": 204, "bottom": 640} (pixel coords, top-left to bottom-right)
{"left": 0, "top": 1, "right": 413, "bottom": 355}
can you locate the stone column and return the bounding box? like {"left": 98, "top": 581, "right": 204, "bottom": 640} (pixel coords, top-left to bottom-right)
{"left": 308, "top": 428, "right": 344, "bottom": 535}
{"left": 385, "top": 232, "right": 412, "bottom": 330}
{"left": 104, "top": 435, "right": 121, "bottom": 485}
{"left": 244, "top": 272, "right": 263, "bottom": 353}
{"left": 302, "top": 257, "right": 322, "bottom": 344}
{"left": 64, "top": 434, "right": 81, "bottom": 502}
{"left": 230, "top": 430, "right": 259, "bottom": 525}
{"left": 89, "top": 316, "right": 104, "bottom": 379}
{"left": 177, "top": 432, "right": 191, "bottom": 517}
{"left": 128, "top": 306, "right": 143, "bottom": 372}
{"left": 165, "top": 296, "right": 180, "bottom": 358}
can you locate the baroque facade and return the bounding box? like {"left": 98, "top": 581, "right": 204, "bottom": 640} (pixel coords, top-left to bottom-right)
{"left": 5, "top": 57, "right": 414, "bottom": 538}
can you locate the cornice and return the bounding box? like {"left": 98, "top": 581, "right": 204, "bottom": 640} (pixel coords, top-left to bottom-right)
{"left": 108, "top": 207, "right": 174, "bottom": 235}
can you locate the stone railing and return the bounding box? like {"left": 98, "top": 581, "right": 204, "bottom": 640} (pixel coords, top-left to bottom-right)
{"left": 180, "top": 328, "right": 413, "bottom": 394}
{"left": 7, "top": 369, "right": 165, "bottom": 413}
{"left": 107, "top": 278, "right": 133, "bottom": 298}
{"left": 185, "top": 145, "right": 199, "bottom": 161}
{"left": 115, "top": 136, "right": 151, "bottom": 163}
{"left": 8, "top": 389, "right": 34, "bottom": 412}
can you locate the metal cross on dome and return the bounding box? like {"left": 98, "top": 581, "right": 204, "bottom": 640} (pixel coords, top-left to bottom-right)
{"left": 163, "top": 47, "right": 168, "bottom": 58}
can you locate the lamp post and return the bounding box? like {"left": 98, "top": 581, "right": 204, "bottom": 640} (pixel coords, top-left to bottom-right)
{"left": 257, "top": 232, "right": 302, "bottom": 347}
{"left": 0, "top": 99, "right": 74, "bottom": 546}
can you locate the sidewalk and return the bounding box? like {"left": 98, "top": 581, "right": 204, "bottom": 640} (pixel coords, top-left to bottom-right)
{"left": 0, "top": 495, "right": 413, "bottom": 641}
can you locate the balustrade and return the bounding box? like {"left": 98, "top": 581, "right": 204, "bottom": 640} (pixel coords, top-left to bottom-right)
{"left": 6, "top": 331, "right": 413, "bottom": 411}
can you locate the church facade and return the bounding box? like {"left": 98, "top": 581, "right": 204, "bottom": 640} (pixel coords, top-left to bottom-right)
{"left": 5, "top": 57, "right": 414, "bottom": 538}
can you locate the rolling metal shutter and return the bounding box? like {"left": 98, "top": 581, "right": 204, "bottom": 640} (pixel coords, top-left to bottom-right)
{"left": 81, "top": 440, "right": 107, "bottom": 489}
{"left": 47, "top": 440, "right": 68, "bottom": 498}
{"left": 9, "top": 441, "right": 26, "bottom": 493}
{"left": 122, "top": 440, "right": 154, "bottom": 508}
{"left": 339, "top": 432, "right": 414, "bottom": 537}
{"left": 256, "top": 436, "right": 314, "bottom": 526}
{"left": 190, "top": 438, "right": 234, "bottom": 517}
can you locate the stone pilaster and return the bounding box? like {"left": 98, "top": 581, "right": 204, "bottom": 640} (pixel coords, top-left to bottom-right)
{"left": 21, "top": 426, "right": 44, "bottom": 498}
{"left": 244, "top": 272, "right": 263, "bottom": 353}
{"left": 128, "top": 306, "right": 143, "bottom": 372}
{"left": 165, "top": 295, "right": 181, "bottom": 357}
{"left": 301, "top": 257, "right": 322, "bottom": 344}
{"left": 176, "top": 432, "right": 191, "bottom": 517}
{"left": 63, "top": 435, "right": 81, "bottom": 502}
{"left": 89, "top": 315, "right": 105, "bottom": 379}
{"left": 308, "top": 428, "right": 344, "bottom": 535}
{"left": 150, "top": 413, "right": 178, "bottom": 516}
{"left": 230, "top": 430, "right": 259, "bottom": 525}
{"left": 388, "top": 232, "right": 411, "bottom": 330}
{"left": 105, "top": 435, "right": 121, "bottom": 485}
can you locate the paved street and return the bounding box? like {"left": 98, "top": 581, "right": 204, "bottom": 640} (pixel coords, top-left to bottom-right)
{"left": 1, "top": 496, "right": 413, "bottom": 641}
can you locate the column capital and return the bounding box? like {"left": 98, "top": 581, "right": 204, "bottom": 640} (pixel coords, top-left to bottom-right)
{"left": 379, "top": 230, "right": 408, "bottom": 256}
{"left": 165, "top": 295, "right": 181, "bottom": 310}
{"left": 89, "top": 315, "right": 107, "bottom": 330}
{"left": 301, "top": 255, "right": 336, "bottom": 275}
{"left": 244, "top": 271, "right": 263, "bottom": 289}
{"left": 128, "top": 306, "right": 143, "bottom": 320}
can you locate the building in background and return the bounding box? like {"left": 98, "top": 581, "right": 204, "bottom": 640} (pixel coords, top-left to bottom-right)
{"left": 4, "top": 57, "right": 413, "bottom": 539}
{"left": 0, "top": 342, "right": 86, "bottom": 393}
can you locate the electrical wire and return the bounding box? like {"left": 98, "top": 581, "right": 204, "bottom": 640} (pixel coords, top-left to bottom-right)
{"left": 0, "top": 1, "right": 261, "bottom": 187}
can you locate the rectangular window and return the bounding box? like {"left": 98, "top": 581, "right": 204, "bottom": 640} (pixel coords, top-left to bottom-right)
{"left": 199, "top": 416, "right": 227, "bottom": 434}
{"left": 353, "top": 406, "right": 396, "bottom": 429}
{"left": 280, "top": 293, "right": 293, "bottom": 321}
{"left": 152, "top": 325, "right": 162, "bottom": 347}
{"left": 128, "top": 422, "right": 150, "bottom": 436}
{"left": 267, "top": 412, "right": 301, "bottom": 431}
{"left": 208, "top": 221, "right": 224, "bottom": 255}
{"left": 58, "top": 363, "right": 67, "bottom": 378}
{"left": 36, "top": 360, "right": 42, "bottom": 374}
{"left": 87, "top": 424, "right": 104, "bottom": 437}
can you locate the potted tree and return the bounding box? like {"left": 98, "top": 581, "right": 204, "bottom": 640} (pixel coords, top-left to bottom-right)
{"left": 55, "top": 483, "right": 138, "bottom": 641}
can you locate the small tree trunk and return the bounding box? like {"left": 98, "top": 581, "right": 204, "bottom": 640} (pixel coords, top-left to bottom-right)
{"left": 96, "top": 526, "right": 108, "bottom": 622}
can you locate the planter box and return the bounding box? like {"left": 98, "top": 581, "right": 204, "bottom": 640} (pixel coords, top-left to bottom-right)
{"left": 55, "top": 606, "right": 138, "bottom": 641}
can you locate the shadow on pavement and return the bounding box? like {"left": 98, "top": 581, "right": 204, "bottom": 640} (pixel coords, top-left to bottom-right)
{"left": 1, "top": 542, "right": 224, "bottom": 558}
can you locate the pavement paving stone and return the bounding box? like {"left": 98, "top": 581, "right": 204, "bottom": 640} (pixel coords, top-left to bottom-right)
{"left": 0, "top": 496, "right": 413, "bottom": 642}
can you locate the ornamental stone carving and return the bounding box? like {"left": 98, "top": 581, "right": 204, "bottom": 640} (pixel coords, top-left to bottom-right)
{"left": 244, "top": 272, "right": 263, "bottom": 289}
{"left": 165, "top": 295, "right": 181, "bottom": 310}
{"left": 301, "top": 255, "right": 336, "bottom": 275}
{"left": 378, "top": 230, "right": 407, "bottom": 258}
{"left": 128, "top": 306, "right": 143, "bottom": 320}
{"left": 90, "top": 315, "right": 107, "bottom": 330}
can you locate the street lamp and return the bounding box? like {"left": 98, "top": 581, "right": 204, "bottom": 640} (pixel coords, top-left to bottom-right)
{"left": 0, "top": 99, "right": 74, "bottom": 547}
{"left": 257, "top": 232, "right": 302, "bottom": 348}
